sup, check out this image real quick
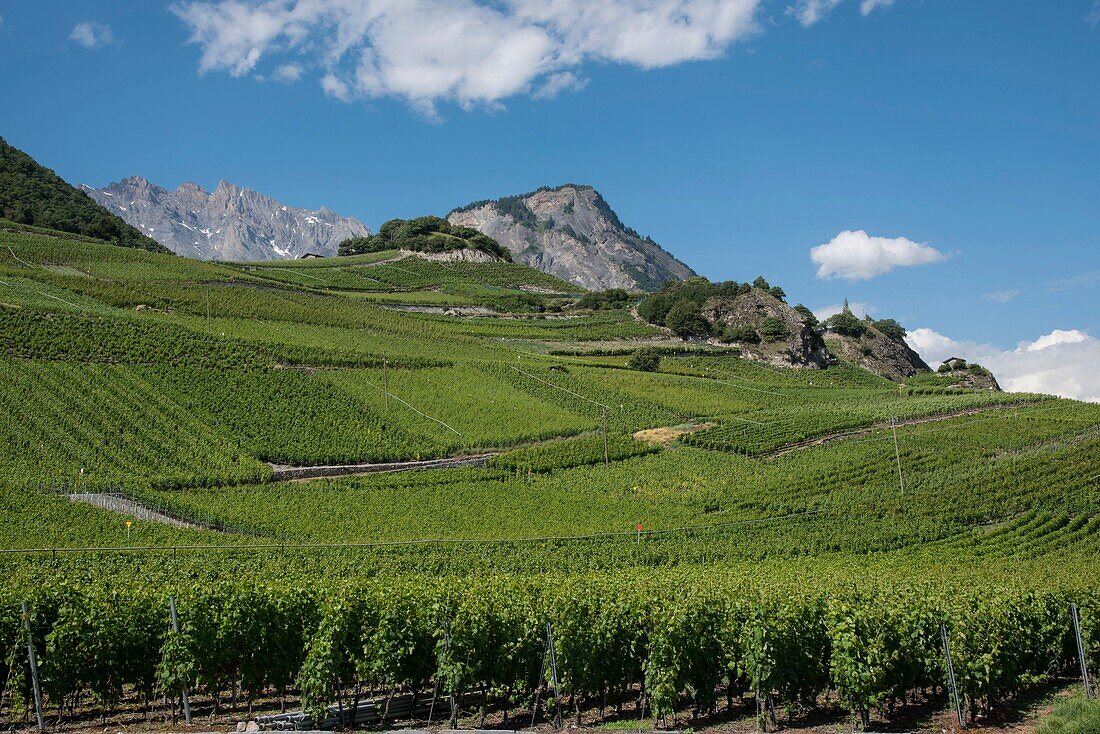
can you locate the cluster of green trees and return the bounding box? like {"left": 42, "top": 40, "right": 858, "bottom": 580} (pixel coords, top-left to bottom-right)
{"left": 823, "top": 303, "right": 907, "bottom": 342}
{"left": 637, "top": 277, "right": 797, "bottom": 341}
{"left": 339, "top": 216, "right": 511, "bottom": 260}
{"left": 0, "top": 137, "right": 168, "bottom": 252}
{"left": 575, "top": 288, "right": 634, "bottom": 311}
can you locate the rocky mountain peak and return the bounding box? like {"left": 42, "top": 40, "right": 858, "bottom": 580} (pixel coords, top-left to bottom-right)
{"left": 448, "top": 184, "right": 694, "bottom": 291}
{"left": 83, "top": 177, "right": 370, "bottom": 261}
{"left": 824, "top": 316, "right": 931, "bottom": 381}
{"left": 176, "top": 181, "right": 208, "bottom": 194}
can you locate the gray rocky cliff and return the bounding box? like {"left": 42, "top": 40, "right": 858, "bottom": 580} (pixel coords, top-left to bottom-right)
{"left": 828, "top": 326, "right": 931, "bottom": 382}
{"left": 702, "top": 289, "right": 828, "bottom": 367}
{"left": 82, "top": 177, "right": 369, "bottom": 261}
{"left": 448, "top": 184, "right": 694, "bottom": 291}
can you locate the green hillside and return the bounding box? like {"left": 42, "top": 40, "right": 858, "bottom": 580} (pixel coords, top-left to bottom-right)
{"left": 0, "top": 137, "right": 169, "bottom": 252}
{"left": 1, "top": 226, "right": 1098, "bottom": 731}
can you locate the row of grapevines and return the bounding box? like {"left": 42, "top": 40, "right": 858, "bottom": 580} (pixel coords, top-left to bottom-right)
{"left": 3, "top": 578, "right": 1096, "bottom": 728}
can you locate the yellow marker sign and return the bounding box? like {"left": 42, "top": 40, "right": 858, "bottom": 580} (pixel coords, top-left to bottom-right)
{"left": 125, "top": 521, "right": 132, "bottom": 528}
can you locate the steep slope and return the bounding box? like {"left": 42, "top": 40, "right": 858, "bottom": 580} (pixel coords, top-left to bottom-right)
{"left": 701, "top": 288, "right": 828, "bottom": 367}
{"left": 83, "top": 177, "right": 369, "bottom": 261}
{"left": 448, "top": 184, "right": 694, "bottom": 291}
{"left": 827, "top": 328, "right": 930, "bottom": 381}
{"left": 0, "top": 137, "right": 167, "bottom": 252}
{"left": 823, "top": 309, "right": 930, "bottom": 381}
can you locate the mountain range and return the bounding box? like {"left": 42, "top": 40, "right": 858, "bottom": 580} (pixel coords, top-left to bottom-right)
{"left": 82, "top": 177, "right": 370, "bottom": 261}
{"left": 84, "top": 172, "right": 694, "bottom": 289}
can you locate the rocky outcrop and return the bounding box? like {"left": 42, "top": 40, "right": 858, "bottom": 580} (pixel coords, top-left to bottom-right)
{"left": 935, "top": 358, "right": 1002, "bottom": 391}
{"left": 448, "top": 184, "right": 694, "bottom": 291}
{"left": 828, "top": 326, "right": 930, "bottom": 381}
{"left": 82, "top": 177, "right": 369, "bottom": 261}
{"left": 701, "top": 289, "right": 828, "bottom": 367}
{"left": 397, "top": 248, "right": 501, "bottom": 263}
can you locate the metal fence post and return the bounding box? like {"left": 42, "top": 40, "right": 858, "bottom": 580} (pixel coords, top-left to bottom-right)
{"left": 941, "top": 624, "right": 965, "bottom": 729}
{"left": 546, "top": 621, "right": 561, "bottom": 729}
{"left": 21, "top": 602, "right": 44, "bottom": 734}
{"left": 444, "top": 620, "right": 457, "bottom": 730}
{"left": 169, "top": 596, "right": 192, "bottom": 723}
{"left": 1072, "top": 603, "right": 1093, "bottom": 699}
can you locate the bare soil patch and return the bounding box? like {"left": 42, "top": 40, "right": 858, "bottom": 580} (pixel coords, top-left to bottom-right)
{"left": 634, "top": 422, "right": 714, "bottom": 446}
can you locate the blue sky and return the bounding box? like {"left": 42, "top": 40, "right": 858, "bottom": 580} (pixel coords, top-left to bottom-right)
{"left": 1, "top": 0, "right": 1098, "bottom": 397}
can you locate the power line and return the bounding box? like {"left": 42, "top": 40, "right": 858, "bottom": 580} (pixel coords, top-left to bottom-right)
{"left": 510, "top": 365, "right": 612, "bottom": 410}
{"left": 6, "top": 246, "right": 37, "bottom": 270}
{"left": 359, "top": 376, "right": 463, "bottom": 437}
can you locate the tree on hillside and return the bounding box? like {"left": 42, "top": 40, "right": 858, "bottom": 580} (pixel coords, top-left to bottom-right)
{"left": 339, "top": 216, "right": 511, "bottom": 260}
{"left": 627, "top": 347, "right": 661, "bottom": 372}
{"left": 725, "top": 325, "right": 761, "bottom": 344}
{"left": 665, "top": 301, "right": 710, "bottom": 337}
{"left": 0, "top": 137, "right": 168, "bottom": 252}
{"left": 794, "top": 304, "right": 819, "bottom": 327}
{"left": 760, "top": 316, "right": 790, "bottom": 341}
{"left": 826, "top": 309, "right": 866, "bottom": 337}
{"left": 872, "top": 318, "right": 906, "bottom": 341}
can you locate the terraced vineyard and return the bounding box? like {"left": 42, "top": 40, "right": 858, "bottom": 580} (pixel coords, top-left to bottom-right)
{"left": 1, "top": 224, "right": 1098, "bottom": 732}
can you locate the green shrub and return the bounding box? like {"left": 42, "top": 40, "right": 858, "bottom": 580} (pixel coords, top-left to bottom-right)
{"left": 725, "top": 325, "right": 761, "bottom": 344}
{"left": 339, "top": 216, "right": 510, "bottom": 260}
{"left": 872, "top": 318, "right": 907, "bottom": 341}
{"left": 576, "top": 289, "right": 633, "bottom": 311}
{"left": 826, "top": 311, "right": 867, "bottom": 338}
{"left": 665, "top": 301, "right": 711, "bottom": 337}
{"left": 760, "top": 316, "right": 790, "bottom": 341}
{"left": 627, "top": 347, "right": 661, "bottom": 372}
{"left": 794, "top": 304, "right": 819, "bottom": 327}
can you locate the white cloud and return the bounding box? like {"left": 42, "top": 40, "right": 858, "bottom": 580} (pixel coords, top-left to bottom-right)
{"left": 173, "top": 0, "right": 760, "bottom": 116}
{"left": 1024, "top": 329, "right": 1088, "bottom": 352}
{"left": 272, "top": 62, "right": 303, "bottom": 83}
{"left": 859, "top": 0, "right": 894, "bottom": 15}
{"left": 814, "top": 301, "right": 874, "bottom": 320}
{"left": 810, "top": 229, "right": 949, "bottom": 281}
{"left": 906, "top": 327, "right": 1100, "bottom": 403}
{"left": 532, "top": 71, "right": 589, "bottom": 100}
{"left": 982, "top": 289, "right": 1019, "bottom": 303}
{"left": 787, "top": 0, "right": 842, "bottom": 27}
{"left": 1088, "top": 1, "right": 1100, "bottom": 27}
{"left": 320, "top": 72, "right": 351, "bottom": 102}
{"left": 69, "top": 21, "right": 115, "bottom": 49}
